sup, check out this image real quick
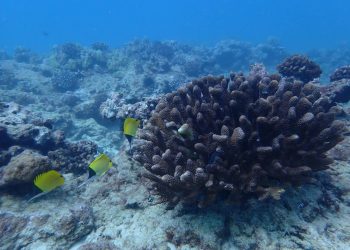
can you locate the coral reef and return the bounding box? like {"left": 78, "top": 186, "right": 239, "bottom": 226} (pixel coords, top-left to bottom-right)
{"left": 308, "top": 46, "right": 350, "bottom": 81}
{"left": 0, "top": 203, "right": 95, "bottom": 249}
{"left": 322, "top": 79, "right": 350, "bottom": 104}
{"left": 0, "top": 50, "right": 10, "bottom": 60}
{"left": 330, "top": 65, "right": 350, "bottom": 82}
{"left": 133, "top": 69, "right": 345, "bottom": 207}
{"left": 211, "top": 40, "right": 253, "bottom": 70}
{"left": 0, "top": 150, "right": 50, "bottom": 191}
{"left": 253, "top": 38, "right": 288, "bottom": 67}
{"left": 1, "top": 39, "right": 350, "bottom": 249}
{"left": 0, "top": 102, "right": 97, "bottom": 193}
{"left": 51, "top": 69, "right": 82, "bottom": 92}
{"left": 277, "top": 55, "right": 322, "bottom": 82}
{"left": 99, "top": 92, "right": 159, "bottom": 121}
{"left": 55, "top": 43, "right": 83, "bottom": 67}
{"left": 0, "top": 67, "right": 17, "bottom": 87}
{"left": 13, "top": 47, "right": 40, "bottom": 64}
{"left": 48, "top": 141, "right": 97, "bottom": 174}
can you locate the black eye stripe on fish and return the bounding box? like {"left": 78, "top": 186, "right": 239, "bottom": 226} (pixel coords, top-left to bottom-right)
{"left": 123, "top": 117, "right": 140, "bottom": 149}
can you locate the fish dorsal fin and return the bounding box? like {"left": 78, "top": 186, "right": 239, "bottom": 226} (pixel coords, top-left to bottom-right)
{"left": 124, "top": 118, "right": 140, "bottom": 137}
{"left": 34, "top": 170, "right": 65, "bottom": 193}
{"left": 88, "top": 154, "right": 112, "bottom": 176}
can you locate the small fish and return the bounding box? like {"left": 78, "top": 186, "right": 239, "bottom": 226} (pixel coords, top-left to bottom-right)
{"left": 123, "top": 117, "right": 140, "bottom": 148}
{"left": 258, "top": 187, "right": 285, "bottom": 201}
{"left": 79, "top": 153, "right": 112, "bottom": 187}
{"left": 177, "top": 123, "right": 194, "bottom": 140}
{"left": 28, "top": 170, "right": 65, "bottom": 202}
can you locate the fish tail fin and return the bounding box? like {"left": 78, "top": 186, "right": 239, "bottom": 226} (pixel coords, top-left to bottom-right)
{"left": 28, "top": 192, "right": 47, "bottom": 202}
{"left": 78, "top": 175, "right": 96, "bottom": 188}
{"left": 77, "top": 181, "right": 88, "bottom": 188}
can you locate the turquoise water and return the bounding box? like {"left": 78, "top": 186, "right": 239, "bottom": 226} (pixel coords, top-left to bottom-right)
{"left": 1, "top": 0, "right": 350, "bottom": 52}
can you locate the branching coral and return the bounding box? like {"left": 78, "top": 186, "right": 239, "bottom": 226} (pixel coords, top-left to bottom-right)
{"left": 277, "top": 55, "right": 322, "bottom": 83}
{"left": 133, "top": 69, "right": 345, "bottom": 208}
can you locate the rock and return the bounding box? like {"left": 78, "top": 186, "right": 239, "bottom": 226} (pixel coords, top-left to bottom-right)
{"left": 322, "top": 79, "right": 350, "bottom": 103}
{"left": 330, "top": 65, "right": 350, "bottom": 82}
{"left": 0, "top": 204, "right": 95, "bottom": 249}
{"left": 48, "top": 141, "right": 97, "bottom": 174}
{"left": 0, "top": 150, "right": 50, "bottom": 191}
{"left": 78, "top": 242, "right": 119, "bottom": 250}
{"left": 0, "top": 212, "right": 28, "bottom": 246}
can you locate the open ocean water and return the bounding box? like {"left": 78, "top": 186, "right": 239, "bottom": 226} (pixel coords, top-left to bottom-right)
{"left": 0, "top": 1, "right": 350, "bottom": 249}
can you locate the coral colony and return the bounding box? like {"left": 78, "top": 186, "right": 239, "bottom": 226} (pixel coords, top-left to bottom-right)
{"left": 133, "top": 57, "right": 345, "bottom": 208}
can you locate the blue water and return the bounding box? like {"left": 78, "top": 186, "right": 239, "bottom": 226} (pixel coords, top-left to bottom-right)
{"left": 1, "top": 0, "right": 349, "bottom": 53}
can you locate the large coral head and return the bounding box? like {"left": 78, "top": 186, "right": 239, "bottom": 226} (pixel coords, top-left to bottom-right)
{"left": 134, "top": 72, "right": 344, "bottom": 208}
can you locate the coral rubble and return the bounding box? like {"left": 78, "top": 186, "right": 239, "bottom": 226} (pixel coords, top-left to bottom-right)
{"left": 133, "top": 69, "right": 345, "bottom": 207}
{"left": 277, "top": 55, "right": 322, "bottom": 82}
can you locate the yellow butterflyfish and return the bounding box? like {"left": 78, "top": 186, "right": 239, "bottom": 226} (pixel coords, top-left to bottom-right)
{"left": 88, "top": 153, "right": 113, "bottom": 178}
{"left": 123, "top": 117, "right": 140, "bottom": 147}
{"left": 28, "top": 170, "right": 65, "bottom": 202}
{"left": 78, "top": 153, "right": 113, "bottom": 188}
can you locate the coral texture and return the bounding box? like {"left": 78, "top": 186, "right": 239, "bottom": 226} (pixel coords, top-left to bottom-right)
{"left": 0, "top": 67, "right": 17, "bottom": 87}
{"left": 48, "top": 141, "right": 97, "bottom": 174}
{"left": 277, "top": 55, "right": 322, "bottom": 82}
{"left": 0, "top": 203, "right": 95, "bottom": 249}
{"left": 0, "top": 150, "right": 51, "bottom": 190}
{"left": 133, "top": 70, "right": 345, "bottom": 207}
{"left": 99, "top": 92, "right": 159, "bottom": 121}
{"left": 330, "top": 65, "right": 350, "bottom": 82}
{"left": 51, "top": 69, "right": 82, "bottom": 92}
{"left": 322, "top": 79, "right": 350, "bottom": 104}
{"left": 0, "top": 102, "right": 97, "bottom": 193}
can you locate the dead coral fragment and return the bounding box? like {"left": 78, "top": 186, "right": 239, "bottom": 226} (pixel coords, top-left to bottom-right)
{"left": 134, "top": 71, "right": 344, "bottom": 208}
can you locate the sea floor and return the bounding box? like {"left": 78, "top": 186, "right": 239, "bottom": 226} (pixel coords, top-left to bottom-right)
{"left": 1, "top": 149, "right": 350, "bottom": 250}
{"left": 1, "top": 40, "right": 350, "bottom": 249}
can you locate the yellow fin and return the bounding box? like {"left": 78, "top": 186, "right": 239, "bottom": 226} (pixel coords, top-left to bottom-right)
{"left": 89, "top": 154, "right": 112, "bottom": 176}
{"left": 34, "top": 170, "right": 65, "bottom": 193}
{"left": 123, "top": 118, "right": 140, "bottom": 137}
